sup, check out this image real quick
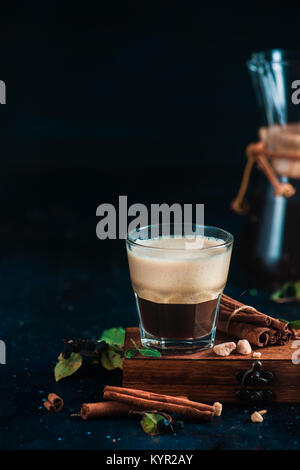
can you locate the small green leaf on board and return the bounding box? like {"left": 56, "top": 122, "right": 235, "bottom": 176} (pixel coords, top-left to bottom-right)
{"left": 139, "top": 348, "right": 162, "bottom": 357}
{"left": 125, "top": 349, "right": 138, "bottom": 359}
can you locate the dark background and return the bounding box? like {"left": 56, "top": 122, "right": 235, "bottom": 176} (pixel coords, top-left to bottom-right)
{"left": 0, "top": 3, "right": 299, "bottom": 257}
{"left": 2, "top": 3, "right": 300, "bottom": 256}
{"left": 1, "top": 2, "right": 300, "bottom": 451}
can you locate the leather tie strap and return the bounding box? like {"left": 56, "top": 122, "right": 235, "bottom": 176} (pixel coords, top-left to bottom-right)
{"left": 231, "top": 141, "right": 296, "bottom": 215}
{"left": 225, "top": 305, "right": 258, "bottom": 336}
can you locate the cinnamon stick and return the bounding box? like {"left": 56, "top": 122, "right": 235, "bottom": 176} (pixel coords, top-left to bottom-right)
{"left": 81, "top": 401, "right": 132, "bottom": 419}
{"left": 218, "top": 294, "right": 292, "bottom": 347}
{"left": 104, "top": 386, "right": 212, "bottom": 412}
{"left": 217, "top": 319, "right": 271, "bottom": 347}
{"left": 43, "top": 393, "right": 64, "bottom": 412}
{"left": 103, "top": 386, "right": 214, "bottom": 421}
{"left": 80, "top": 395, "right": 189, "bottom": 420}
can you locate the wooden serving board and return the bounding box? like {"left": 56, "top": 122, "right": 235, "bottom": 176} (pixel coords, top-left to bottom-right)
{"left": 122, "top": 327, "right": 300, "bottom": 403}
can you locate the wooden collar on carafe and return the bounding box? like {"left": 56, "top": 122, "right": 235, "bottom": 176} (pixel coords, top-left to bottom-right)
{"left": 231, "top": 141, "right": 297, "bottom": 215}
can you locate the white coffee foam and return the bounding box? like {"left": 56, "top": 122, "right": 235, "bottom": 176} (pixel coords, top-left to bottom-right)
{"left": 127, "top": 235, "right": 232, "bottom": 304}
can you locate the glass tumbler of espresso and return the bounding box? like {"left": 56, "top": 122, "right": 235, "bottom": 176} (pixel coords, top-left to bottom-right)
{"left": 126, "top": 224, "right": 233, "bottom": 353}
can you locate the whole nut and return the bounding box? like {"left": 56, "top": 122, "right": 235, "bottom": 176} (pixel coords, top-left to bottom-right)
{"left": 237, "top": 339, "right": 252, "bottom": 355}
{"left": 213, "top": 402, "right": 223, "bottom": 416}
{"left": 251, "top": 411, "right": 264, "bottom": 423}
{"left": 252, "top": 352, "right": 262, "bottom": 358}
{"left": 213, "top": 342, "right": 236, "bottom": 356}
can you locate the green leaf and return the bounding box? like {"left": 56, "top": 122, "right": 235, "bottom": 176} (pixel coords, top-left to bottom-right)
{"left": 54, "top": 352, "right": 82, "bottom": 382}
{"left": 271, "top": 281, "right": 300, "bottom": 303}
{"left": 278, "top": 318, "right": 289, "bottom": 324}
{"left": 289, "top": 320, "right": 300, "bottom": 330}
{"left": 101, "top": 347, "right": 123, "bottom": 370}
{"left": 140, "top": 413, "right": 165, "bottom": 436}
{"left": 139, "top": 348, "right": 162, "bottom": 357}
{"left": 100, "top": 327, "right": 125, "bottom": 347}
{"left": 125, "top": 349, "right": 138, "bottom": 359}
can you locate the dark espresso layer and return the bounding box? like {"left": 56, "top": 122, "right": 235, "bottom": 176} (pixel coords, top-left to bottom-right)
{"left": 137, "top": 297, "right": 219, "bottom": 340}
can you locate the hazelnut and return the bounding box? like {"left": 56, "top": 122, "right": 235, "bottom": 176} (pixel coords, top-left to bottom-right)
{"left": 237, "top": 339, "right": 252, "bottom": 355}
{"left": 213, "top": 342, "right": 236, "bottom": 356}
{"left": 251, "top": 411, "right": 264, "bottom": 423}
{"left": 251, "top": 410, "right": 267, "bottom": 422}
{"left": 252, "top": 352, "right": 262, "bottom": 358}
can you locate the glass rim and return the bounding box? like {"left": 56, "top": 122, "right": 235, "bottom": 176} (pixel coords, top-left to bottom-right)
{"left": 126, "top": 224, "right": 234, "bottom": 253}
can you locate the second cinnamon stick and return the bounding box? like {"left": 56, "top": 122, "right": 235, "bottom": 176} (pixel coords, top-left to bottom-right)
{"left": 103, "top": 387, "right": 214, "bottom": 421}
{"left": 104, "top": 386, "right": 213, "bottom": 413}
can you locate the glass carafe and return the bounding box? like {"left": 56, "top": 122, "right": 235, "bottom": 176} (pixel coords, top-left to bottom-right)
{"left": 237, "top": 50, "right": 300, "bottom": 284}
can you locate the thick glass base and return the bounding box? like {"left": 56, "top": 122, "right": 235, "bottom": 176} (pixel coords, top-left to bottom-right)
{"left": 139, "top": 324, "right": 216, "bottom": 354}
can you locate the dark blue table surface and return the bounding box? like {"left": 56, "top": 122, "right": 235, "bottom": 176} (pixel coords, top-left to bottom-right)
{"left": 1, "top": 246, "right": 300, "bottom": 451}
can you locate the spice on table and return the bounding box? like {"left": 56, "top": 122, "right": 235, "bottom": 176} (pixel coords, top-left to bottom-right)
{"left": 218, "top": 294, "right": 292, "bottom": 347}
{"left": 103, "top": 386, "right": 215, "bottom": 421}
{"left": 251, "top": 410, "right": 267, "bottom": 423}
{"left": 43, "top": 393, "right": 64, "bottom": 412}
{"left": 213, "top": 402, "right": 223, "bottom": 416}
{"left": 81, "top": 401, "right": 132, "bottom": 419}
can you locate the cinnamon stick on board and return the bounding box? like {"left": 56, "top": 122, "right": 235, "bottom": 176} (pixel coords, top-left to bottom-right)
{"left": 218, "top": 294, "right": 292, "bottom": 347}
{"left": 103, "top": 386, "right": 215, "bottom": 421}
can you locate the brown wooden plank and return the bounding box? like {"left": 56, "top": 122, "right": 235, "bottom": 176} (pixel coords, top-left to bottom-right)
{"left": 123, "top": 358, "right": 300, "bottom": 385}
{"left": 123, "top": 327, "right": 300, "bottom": 403}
